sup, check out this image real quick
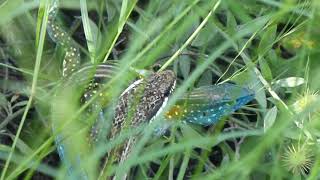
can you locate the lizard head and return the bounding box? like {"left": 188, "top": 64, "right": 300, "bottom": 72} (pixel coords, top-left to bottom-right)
{"left": 146, "top": 70, "right": 176, "bottom": 98}
{"left": 113, "top": 69, "right": 176, "bottom": 131}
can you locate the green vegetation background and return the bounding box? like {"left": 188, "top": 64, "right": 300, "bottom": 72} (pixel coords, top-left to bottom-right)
{"left": 0, "top": 0, "right": 320, "bottom": 179}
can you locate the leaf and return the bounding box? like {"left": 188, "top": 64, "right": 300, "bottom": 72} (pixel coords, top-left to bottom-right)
{"left": 273, "top": 77, "right": 305, "bottom": 88}
{"left": 220, "top": 154, "right": 230, "bottom": 166}
{"left": 12, "top": 100, "right": 28, "bottom": 109}
{"left": 258, "top": 24, "right": 277, "bottom": 55}
{"left": 180, "top": 123, "right": 202, "bottom": 139}
{"left": 180, "top": 124, "right": 209, "bottom": 149}
{"left": 118, "top": 0, "right": 128, "bottom": 31}
{"left": 178, "top": 56, "right": 191, "bottom": 79}
{"left": 0, "top": 0, "right": 8, "bottom": 8}
{"left": 191, "top": 22, "right": 216, "bottom": 47}
{"left": 258, "top": 56, "right": 273, "bottom": 82}
{"left": 35, "top": 0, "right": 46, "bottom": 48}
{"left": 80, "top": 0, "right": 96, "bottom": 62}
{"left": 105, "top": 0, "right": 117, "bottom": 21}
{"left": 9, "top": 134, "right": 32, "bottom": 155}
{"left": 255, "top": 88, "right": 267, "bottom": 109}
{"left": 263, "top": 106, "right": 277, "bottom": 132}
{"left": 0, "top": 93, "right": 7, "bottom": 107}
{"left": 197, "top": 70, "right": 212, "bottom": 87}
{"left": 88, "top": 18, "right": 100, "bottom": 50}
{"left": 226, "top": 10, "right": 237, "bottom": 34}
{"left": 0, "top": 144, "right": 12, "bottom": 152}
{"left": 10, "top": 94, "right": 19, "bottom": 103}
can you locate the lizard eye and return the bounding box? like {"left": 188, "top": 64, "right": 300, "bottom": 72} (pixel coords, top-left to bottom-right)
{"left": 152, "top": 64, "right": 162, "bottom": 72}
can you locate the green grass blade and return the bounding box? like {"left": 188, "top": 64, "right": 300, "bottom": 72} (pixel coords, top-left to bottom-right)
{"left": 80, "top": 0, "right": 96, "bottom": 63}
{"left": 0, "top": 1, "right": 50, "bottom": 179}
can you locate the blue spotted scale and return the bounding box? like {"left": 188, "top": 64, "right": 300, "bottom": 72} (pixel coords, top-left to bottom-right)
{"left": 165, "top": 83, "right": 255, "bottom": 126}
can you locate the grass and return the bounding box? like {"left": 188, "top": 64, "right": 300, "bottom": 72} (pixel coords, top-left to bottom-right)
{"left": 0, "top": 0, "right": 320, "bottom": 179}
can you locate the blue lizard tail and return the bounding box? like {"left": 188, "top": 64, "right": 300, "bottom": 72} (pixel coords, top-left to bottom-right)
{"left": 166, "top": 83, "right": 255, "bottom": 126}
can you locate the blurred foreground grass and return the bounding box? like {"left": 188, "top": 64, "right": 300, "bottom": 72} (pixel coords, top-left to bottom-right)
{"left": 0, "top": 0, "right": 320, "bottom": 179}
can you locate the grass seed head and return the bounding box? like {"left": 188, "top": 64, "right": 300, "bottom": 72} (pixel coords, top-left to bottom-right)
{"left": 282, "top": 144, "right": 313, "bottom": 175}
